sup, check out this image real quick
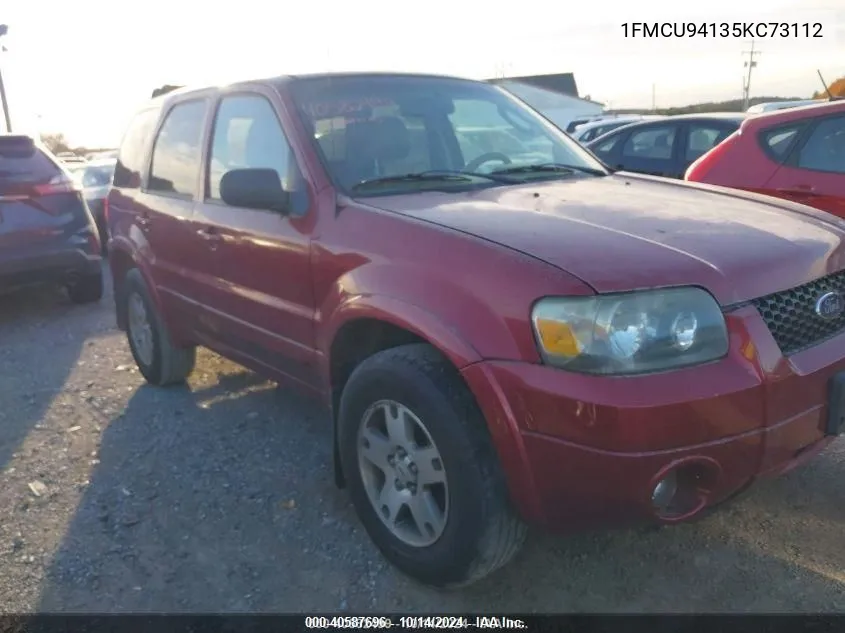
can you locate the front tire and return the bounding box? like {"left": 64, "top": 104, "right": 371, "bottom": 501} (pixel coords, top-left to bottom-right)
{"left": 338, "top": 343, "right": 526, "bottom": 588}
{"left": 123, "top": 268, "right": 196, "bottom": 386}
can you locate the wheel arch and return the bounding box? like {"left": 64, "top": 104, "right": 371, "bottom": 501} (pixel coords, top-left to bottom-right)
{"left": 324, "top": 296, "right": 483, "bottom": 488}
{"left": 108, "top": 238, "right": 163, "bottom": 332}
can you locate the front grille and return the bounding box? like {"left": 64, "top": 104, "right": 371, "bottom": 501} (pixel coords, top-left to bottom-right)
{"left": 751, "top": 269, "right": 845, "bottom": 356}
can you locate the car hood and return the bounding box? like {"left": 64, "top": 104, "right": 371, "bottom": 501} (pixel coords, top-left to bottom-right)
{"left": 361, "top": 174, "right": 845, "bottom": 305}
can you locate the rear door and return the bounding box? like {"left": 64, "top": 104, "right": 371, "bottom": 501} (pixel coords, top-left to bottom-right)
{"left": 614, "top": 122, "right": 681, "bottom": 177}
{"left": 0, "top": 137, "right": 93, "bottom": 257}
{"left": 764, "top": 114, "right": 845, "bottom": 218}
{"left": 135, "top": 98, "right": 214, "bottom": 321}
{"left": 192, "top": 90, "right": 318, "bottom": 387}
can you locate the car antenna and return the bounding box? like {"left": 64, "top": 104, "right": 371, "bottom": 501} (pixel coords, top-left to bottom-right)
{"left": 817, "top": 70, "right": 836, "bottom": 101}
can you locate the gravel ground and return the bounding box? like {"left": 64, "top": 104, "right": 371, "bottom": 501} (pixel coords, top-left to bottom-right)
{"left": 1, "top": 264, "right": 844, "bottom": 613}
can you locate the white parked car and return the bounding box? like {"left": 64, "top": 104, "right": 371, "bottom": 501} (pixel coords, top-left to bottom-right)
{"left": 745, "top": 100, "right": 824, "bottom": 114}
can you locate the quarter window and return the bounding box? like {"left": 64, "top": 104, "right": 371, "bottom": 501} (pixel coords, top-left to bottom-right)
{"left": 113, "top": 108, "right": 158, "bottom": 189}
{"left": 148, "top": 100, "right": 208, "bottom": 197}
{"left": 761, "top": 125, "right": 802, "bottom": 160}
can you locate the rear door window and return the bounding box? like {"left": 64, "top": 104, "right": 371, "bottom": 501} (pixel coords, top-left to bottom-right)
{"left": 113, "top": 108, "right": 159, "bottom": 188}
{"left": 148, "top": 100, "right": 208, "bottom": 197}
{"left": 0, "top": 137, "right": 62, "bottom": 192}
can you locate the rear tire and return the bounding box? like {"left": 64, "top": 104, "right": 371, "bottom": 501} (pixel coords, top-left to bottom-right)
{"left": 124, "top": 268, "right": 196, "bottom": 386}
{"left": 338, "top": 343, "right": 527, "bottom": 588}
{"left": 67, "top": 271, "right": 103, "bottom": 304}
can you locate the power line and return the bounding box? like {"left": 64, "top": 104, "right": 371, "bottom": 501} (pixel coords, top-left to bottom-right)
{"left": 741, "top": 40, "right": 761, "bottom": 111}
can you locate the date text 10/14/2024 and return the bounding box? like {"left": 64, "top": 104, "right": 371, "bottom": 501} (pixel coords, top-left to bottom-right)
{"left": 305, "top": 616, "right": 527, "bottom": 630}
{"left": 621, "top": 22, "right": 824, "bottom": 38}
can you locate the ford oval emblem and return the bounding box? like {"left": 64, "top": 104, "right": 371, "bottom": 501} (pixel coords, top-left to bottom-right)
{"left": 815, "top": 291, "right": 845, "bottom": 320}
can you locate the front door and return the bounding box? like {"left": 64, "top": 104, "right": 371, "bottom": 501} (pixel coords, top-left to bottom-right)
{"left": 193, "top": 91, "right": 318, "bottom": 388}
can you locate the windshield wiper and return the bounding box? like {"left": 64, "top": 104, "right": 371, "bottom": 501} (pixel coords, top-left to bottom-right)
{"left": 351, "top": 170, "right": 517, "bottom": 192}
{"left": 492, "top": 162, "right": 607, "bottom": 177}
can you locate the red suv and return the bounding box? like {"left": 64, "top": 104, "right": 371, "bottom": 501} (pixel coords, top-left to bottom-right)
{"left": 108, "top": 73, "right": 844, "bottom": 587}
{"left": 685, "top": 100, "right": 845, "bottom": 217}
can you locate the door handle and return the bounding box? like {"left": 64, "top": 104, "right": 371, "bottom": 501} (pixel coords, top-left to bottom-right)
{"left": 196, "top": 226, "right": 222, "bottom": 249}
{"left": 136, "top": 213, "right": 151, "bottom": 231}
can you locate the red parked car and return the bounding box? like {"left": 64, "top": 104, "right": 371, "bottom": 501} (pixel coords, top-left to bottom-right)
{"left": 685, "top": 100, "right": 845, "bottom": 217}
{"left": 108, "top": 72, "right": 844, "bottom": 588}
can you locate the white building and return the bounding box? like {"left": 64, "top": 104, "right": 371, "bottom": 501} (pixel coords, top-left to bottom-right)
{"left": 488, "top": 73, "right": 604, "bottom": 133}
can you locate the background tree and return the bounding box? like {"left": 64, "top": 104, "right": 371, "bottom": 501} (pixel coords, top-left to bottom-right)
{"left": 812, "top": 76, "right": 845, "bottom": 99}
{"left": 40, "top": 132, "right": 71, "bottom": 155}
{"left": 151, "top": 84, "right": 183, "bottom": 98}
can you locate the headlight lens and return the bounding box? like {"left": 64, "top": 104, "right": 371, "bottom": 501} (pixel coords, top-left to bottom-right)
{"left": 531, "top": 287, "right": 728, "bottom": 375}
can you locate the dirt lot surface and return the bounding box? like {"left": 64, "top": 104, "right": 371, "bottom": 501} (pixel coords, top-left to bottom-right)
{"left": 1, "top": 265, "right": 844, "bottom": 613}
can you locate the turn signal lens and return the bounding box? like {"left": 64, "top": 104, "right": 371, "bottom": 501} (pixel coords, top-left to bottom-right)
{"left": 534, "top": 318, "right": 583, "bottom": 356}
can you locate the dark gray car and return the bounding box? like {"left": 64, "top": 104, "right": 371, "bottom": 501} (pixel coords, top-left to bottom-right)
{"left": 587, "top": 113, "right": 745, "bottom": 179}
{"left": 0, "top": 135, "right": 103, "bottom": 303}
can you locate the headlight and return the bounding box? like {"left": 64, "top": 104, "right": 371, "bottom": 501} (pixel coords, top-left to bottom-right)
{"left": 531, "top": 287, "right": 728, "bottom": 375}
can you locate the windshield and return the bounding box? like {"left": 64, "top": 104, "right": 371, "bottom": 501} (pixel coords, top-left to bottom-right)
{"left": 289, "top": 75, "right": 608, "bottom": 196}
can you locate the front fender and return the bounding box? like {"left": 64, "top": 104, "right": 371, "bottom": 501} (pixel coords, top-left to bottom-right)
{"left": 316, "top": 261, "right": 527, "bottom": 380}
{"left": 318, "top": 266, "right": 539, "bottom": 514}
{"left": 320, "top": 293, "right": 482, "bottom": 374}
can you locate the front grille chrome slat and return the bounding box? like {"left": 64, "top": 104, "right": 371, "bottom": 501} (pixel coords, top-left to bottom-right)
{"left": 751, "top": 270, "right": 845, "bottom": 356}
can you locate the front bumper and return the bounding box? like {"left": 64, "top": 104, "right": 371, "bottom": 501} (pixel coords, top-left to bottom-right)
{"left": 460, "top": 305, "right": 842, "bottom": 530}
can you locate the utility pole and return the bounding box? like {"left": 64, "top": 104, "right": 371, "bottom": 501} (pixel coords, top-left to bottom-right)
{"left": 741, "top": 40, "right": 761, "bottom": 111}
{"left": 0, "top": 24, "right": 10, "bottom": 133}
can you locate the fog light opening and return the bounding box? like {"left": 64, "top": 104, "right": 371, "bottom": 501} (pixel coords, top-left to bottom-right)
{"left": 651, "top": 460, "right": 719, "bottom": 521}
{"left": 651, "top": 471, "right": 678, "bottom": 513}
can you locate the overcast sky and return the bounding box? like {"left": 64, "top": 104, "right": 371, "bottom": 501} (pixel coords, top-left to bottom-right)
{"left": 1, "top": 0, "right": 842, "bottom": 147}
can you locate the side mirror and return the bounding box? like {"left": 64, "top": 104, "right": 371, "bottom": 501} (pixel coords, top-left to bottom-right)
{"left": 220, "top": 168, "right": 290, "bottom": 213}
